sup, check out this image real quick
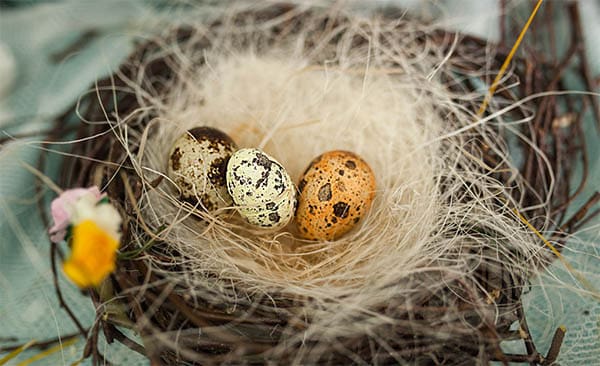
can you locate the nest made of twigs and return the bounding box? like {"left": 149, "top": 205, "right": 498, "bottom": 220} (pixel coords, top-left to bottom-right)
{"left": 44, "top": 2, "right": 600, "bottom": 365}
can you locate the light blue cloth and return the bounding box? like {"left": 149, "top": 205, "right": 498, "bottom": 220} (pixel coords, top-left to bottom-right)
{"left": 0, "top": 1, "right": 598, "bottom": 365}
{"left": 1, "top": 1, "right": 153, "bottom": 364}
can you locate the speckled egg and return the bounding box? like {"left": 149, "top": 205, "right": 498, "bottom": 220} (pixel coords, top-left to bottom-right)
{"left": 167, "top": 127, "right": 237, "bottom": 211}
{"left": 296, "top": 150, "right": 376, "bottom": 240}
{"left": 226, "top": 148, "right": 296, "bottom": 229}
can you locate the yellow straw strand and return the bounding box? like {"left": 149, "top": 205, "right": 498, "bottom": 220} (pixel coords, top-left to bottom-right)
{"left": 477, "top": 0, "right": 544, "bottom": 116}
{"left": 0, "top": 340, "right": 36, "bottom": 366}
{"left": 15, "top": 338, "right": 79, "bottom": 366}
{"left": 494, "top": 0, "right": 600, "bottom": 302}
{"left": 514, "top": 209, "right": 600, "bottom": 300}
{"left": 474, "top": 0, "right": 597, "bottom": 300}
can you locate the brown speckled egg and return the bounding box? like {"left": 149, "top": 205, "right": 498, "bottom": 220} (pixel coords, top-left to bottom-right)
{"left": 168, "top": 126, "right": 237, "bottom": 212}
{"left": 295, "top": 150, "right": 376, "bottom": 241}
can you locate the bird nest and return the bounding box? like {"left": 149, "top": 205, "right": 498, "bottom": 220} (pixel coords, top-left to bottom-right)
{"left": 43, "top": 2, "right": 599, "bottom": 365}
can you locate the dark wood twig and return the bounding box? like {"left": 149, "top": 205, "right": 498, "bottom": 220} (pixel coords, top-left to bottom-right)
{"left": 516, "top": 297, "right": 541, "bottom": 366}
{"left": 542, "top": 326, "right": 566, "bottom": 365}
{"left": 50, "top": 242, "right": 88, "bottom": 337}
{"left": 559, "top": 192, "right": 600, "bottom": 233}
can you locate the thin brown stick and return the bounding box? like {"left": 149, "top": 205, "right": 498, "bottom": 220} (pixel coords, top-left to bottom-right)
{"left": 543, "top": 326, "right": 566, "bottom": 365}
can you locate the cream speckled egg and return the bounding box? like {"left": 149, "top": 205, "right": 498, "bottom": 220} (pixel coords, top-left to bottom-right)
{"left": 168, "top": 127, "right": 237, "bottom": 211}
{"left": 296, "top": 150, "right": 376, "bottom": 241}
{"left": 226, "top": 148, "right": 296, "bottom": 229}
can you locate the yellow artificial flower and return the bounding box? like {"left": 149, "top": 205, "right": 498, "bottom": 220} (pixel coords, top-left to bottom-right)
{"left": 63, "top": 219, "right": 119, "bottom": 288}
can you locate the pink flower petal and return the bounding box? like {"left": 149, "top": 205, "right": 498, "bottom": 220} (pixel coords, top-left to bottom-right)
{"left": 48, "top": 186, "right": 104, "bottom": 243}
{"left": 50, "top": 229, "right": 67, "bottom": 244}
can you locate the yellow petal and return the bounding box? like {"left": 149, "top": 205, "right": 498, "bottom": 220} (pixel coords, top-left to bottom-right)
{"left": 63, "top": 219, "right": 119, "bottom": 288}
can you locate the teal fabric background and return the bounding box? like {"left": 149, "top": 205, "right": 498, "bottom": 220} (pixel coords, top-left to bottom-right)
{"left": 0, "top": 1, "right": 155, "bottom": 364}
{"left": 0, "top": 1, "right": 598, "bottom": 365}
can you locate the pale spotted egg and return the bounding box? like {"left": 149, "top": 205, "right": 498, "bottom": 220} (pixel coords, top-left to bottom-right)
{"left": 226, "top": 148, "right": 296, "bottom": 229}
{"left": 167, "top": 127, "right": 237, "bottom": 212}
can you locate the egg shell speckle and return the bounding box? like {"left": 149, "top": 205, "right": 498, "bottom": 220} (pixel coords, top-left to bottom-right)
{"left": 167, "top": 127, "right": 237, "bottom": 212}
{"left": 226, "top": 148, "right": 296, "bottom": 229}
{"left": 296, "top": 150, "right": 376, "bottom": 241}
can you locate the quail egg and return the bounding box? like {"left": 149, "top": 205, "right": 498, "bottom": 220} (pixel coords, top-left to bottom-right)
{"left": 167, "top": 126, "right": 237, "bottom": 211}
{"left": 295, "top": 150, "right": 376, "bottom": 240}
{"left": 226, "top": 148, "right": 296, "bottom": 229}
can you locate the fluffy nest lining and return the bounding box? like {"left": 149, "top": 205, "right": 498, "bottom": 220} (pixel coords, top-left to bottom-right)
{"left": 51, "top": 3, "right": 595, "bottom": 365}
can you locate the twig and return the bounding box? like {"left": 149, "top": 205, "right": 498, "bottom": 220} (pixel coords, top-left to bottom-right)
{"left": 542, "top": 326, "right": 566, "bottom": 365}
{"left": 558, "top": 192, "right": 600, "bottom": 233}
{"left": 50, "top": 242, "right": 88, "bottom": 337}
